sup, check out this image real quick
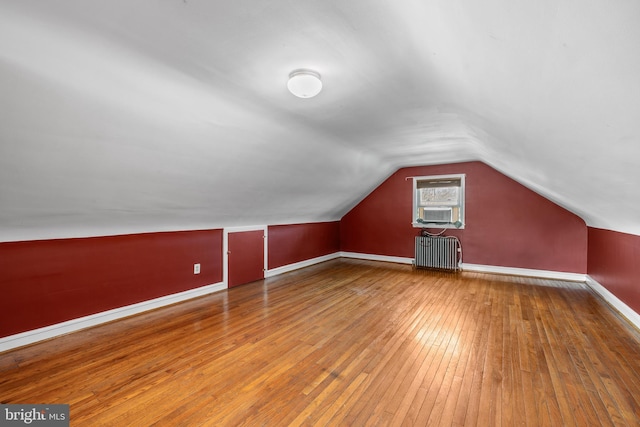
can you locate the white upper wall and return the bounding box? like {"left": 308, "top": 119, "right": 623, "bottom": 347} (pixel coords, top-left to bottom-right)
{"left": 0, "top": 0, "right": 639, "bottom": 241}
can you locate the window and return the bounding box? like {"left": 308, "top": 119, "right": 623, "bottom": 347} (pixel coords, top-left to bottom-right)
{"left": 412, "top": 174, "right": 465, "bottom": 228}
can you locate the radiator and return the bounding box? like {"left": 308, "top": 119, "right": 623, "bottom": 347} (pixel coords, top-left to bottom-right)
{"left": 415, "top": 236, "right": 461, "bottom": 271}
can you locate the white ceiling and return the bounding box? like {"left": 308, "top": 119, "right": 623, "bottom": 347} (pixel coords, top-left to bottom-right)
{"left": 1, "top": 0, "right": 639, "bottom": 241}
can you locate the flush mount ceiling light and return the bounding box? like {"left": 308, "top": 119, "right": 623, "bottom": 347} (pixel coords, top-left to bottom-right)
{"left": 287, "top": 69, "right": 322, "bottom": 98}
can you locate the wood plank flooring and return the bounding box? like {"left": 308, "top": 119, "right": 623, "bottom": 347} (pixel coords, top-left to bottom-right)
{"left": 2, "top": 258, "right": 640, "bottom": 426}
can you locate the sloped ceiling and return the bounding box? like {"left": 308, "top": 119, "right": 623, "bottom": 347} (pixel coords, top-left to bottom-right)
{"left": 1, "top": 0, "right": 639, "bottom": 241}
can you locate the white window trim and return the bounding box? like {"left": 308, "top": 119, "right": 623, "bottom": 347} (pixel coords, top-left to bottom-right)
{"left": 412, "top": 173, "right": 466, "bottom": 229}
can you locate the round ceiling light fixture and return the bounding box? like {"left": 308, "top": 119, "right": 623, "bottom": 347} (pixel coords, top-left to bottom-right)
{"left": 287, "top": 69, "right": 322, "bottom": 98}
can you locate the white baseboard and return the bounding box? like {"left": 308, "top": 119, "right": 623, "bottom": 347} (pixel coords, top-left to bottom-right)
{"left": 6, "top": 256, "right": 638, "bottom": 353}
{"left": 340, "top": 252, "right": 587, "bottom": 283}
{"left": 339, "top": 251, "right": 414, "bottom": 265}
{"left": 337, "top": 253, "right": 586, "bottom": 282}
{"left": 265, "top": 252, "right": 341, "bottom": 277}
{"left": 461, "top": 263, "right": 587, "bottom": 282}
{"left": 585, "top": 276, "right": 640, "bottom": 331}
{"left": 0, "top": 282, "right": 226, "bottom": 353}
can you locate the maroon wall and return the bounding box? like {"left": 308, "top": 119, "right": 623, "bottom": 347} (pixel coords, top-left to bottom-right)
{"left": 0, "top": 230, "right": 223, "bottom": 338}
{"left": 340, "top": 161, "right": 588, "bottom": 273}
{"left": 0, "top": 170, "right": 599, "bottom": 342}
{"left": 588, "top": 227, "right": 640, "bottom": 314}
{"left": 268, "top": 222, "right": 340, "bottom": 269}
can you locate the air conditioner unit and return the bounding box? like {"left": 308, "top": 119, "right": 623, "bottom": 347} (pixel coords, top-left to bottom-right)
{"left": 420, "top": 207, "right": 452, "bottom": 223}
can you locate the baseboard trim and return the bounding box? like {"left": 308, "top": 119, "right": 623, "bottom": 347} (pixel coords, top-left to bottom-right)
{"left": 0, "top": 282, "right": 226, "bottom": 353}
{"left": 461, "top": 263, "right": 587, "bottom": 282}
{"left": 6, "top": 257, "right": 637, "bottom": 352}
{"left": 585, "top": 276, "right": 640, "bottom": 331}
{"left": 337, "top": 253, "right": 587, "bottom": 282}
{"left": 339, "top": 252, "right": 414, "bottom": 265}
{"left": 265, "top": 252, "right": 341, "bottom": 277}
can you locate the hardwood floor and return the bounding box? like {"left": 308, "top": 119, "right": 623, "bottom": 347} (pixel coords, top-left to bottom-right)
{"left": 2, "top": 258, "right": 640, "bottom": 426}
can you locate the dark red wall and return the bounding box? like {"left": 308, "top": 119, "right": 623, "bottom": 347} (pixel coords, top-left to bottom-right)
{"left": 2, "top": 165, "right": 616, "bottom": 341}
{"left": 268, "top": 222, "right": 340, "bottom": 269}
{"left": 588, "top": 227, "right": 640, "bottom": 314}
{"left": 0, "top": 229, "right": 223, "bottom": 338}
{"left": 340, "top": 161, "right": 588, "bottom": 273}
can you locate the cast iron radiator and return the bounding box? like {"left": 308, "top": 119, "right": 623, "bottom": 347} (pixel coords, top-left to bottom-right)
{"left": 414, "top": 236, "right": 461, "bottom": 271}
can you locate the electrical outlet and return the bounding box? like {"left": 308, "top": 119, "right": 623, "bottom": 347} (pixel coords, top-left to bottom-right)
{"left": 193, "top": 263, "right": 200, "bottom": 274}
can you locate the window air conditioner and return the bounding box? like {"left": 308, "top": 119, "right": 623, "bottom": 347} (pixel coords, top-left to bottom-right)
{"left": 420, "top": 207, "right": 452, "bottom": 223}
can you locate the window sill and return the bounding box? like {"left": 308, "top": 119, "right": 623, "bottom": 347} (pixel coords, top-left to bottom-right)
{"left": 412, "top": 222, "right": 465, "bottom": 230}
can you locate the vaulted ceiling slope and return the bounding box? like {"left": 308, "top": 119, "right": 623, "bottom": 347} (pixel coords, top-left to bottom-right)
{"left": 1, "top": 0, "right": 639, "bottom": 242}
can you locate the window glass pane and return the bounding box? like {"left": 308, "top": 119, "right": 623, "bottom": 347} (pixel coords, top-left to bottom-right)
{"left": 418, "top": 186, "right": 459, "bottom": 206}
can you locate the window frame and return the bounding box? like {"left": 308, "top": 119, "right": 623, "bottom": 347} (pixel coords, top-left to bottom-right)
{"left": 412, "top": 173, "right": 466, "bottom": 229}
